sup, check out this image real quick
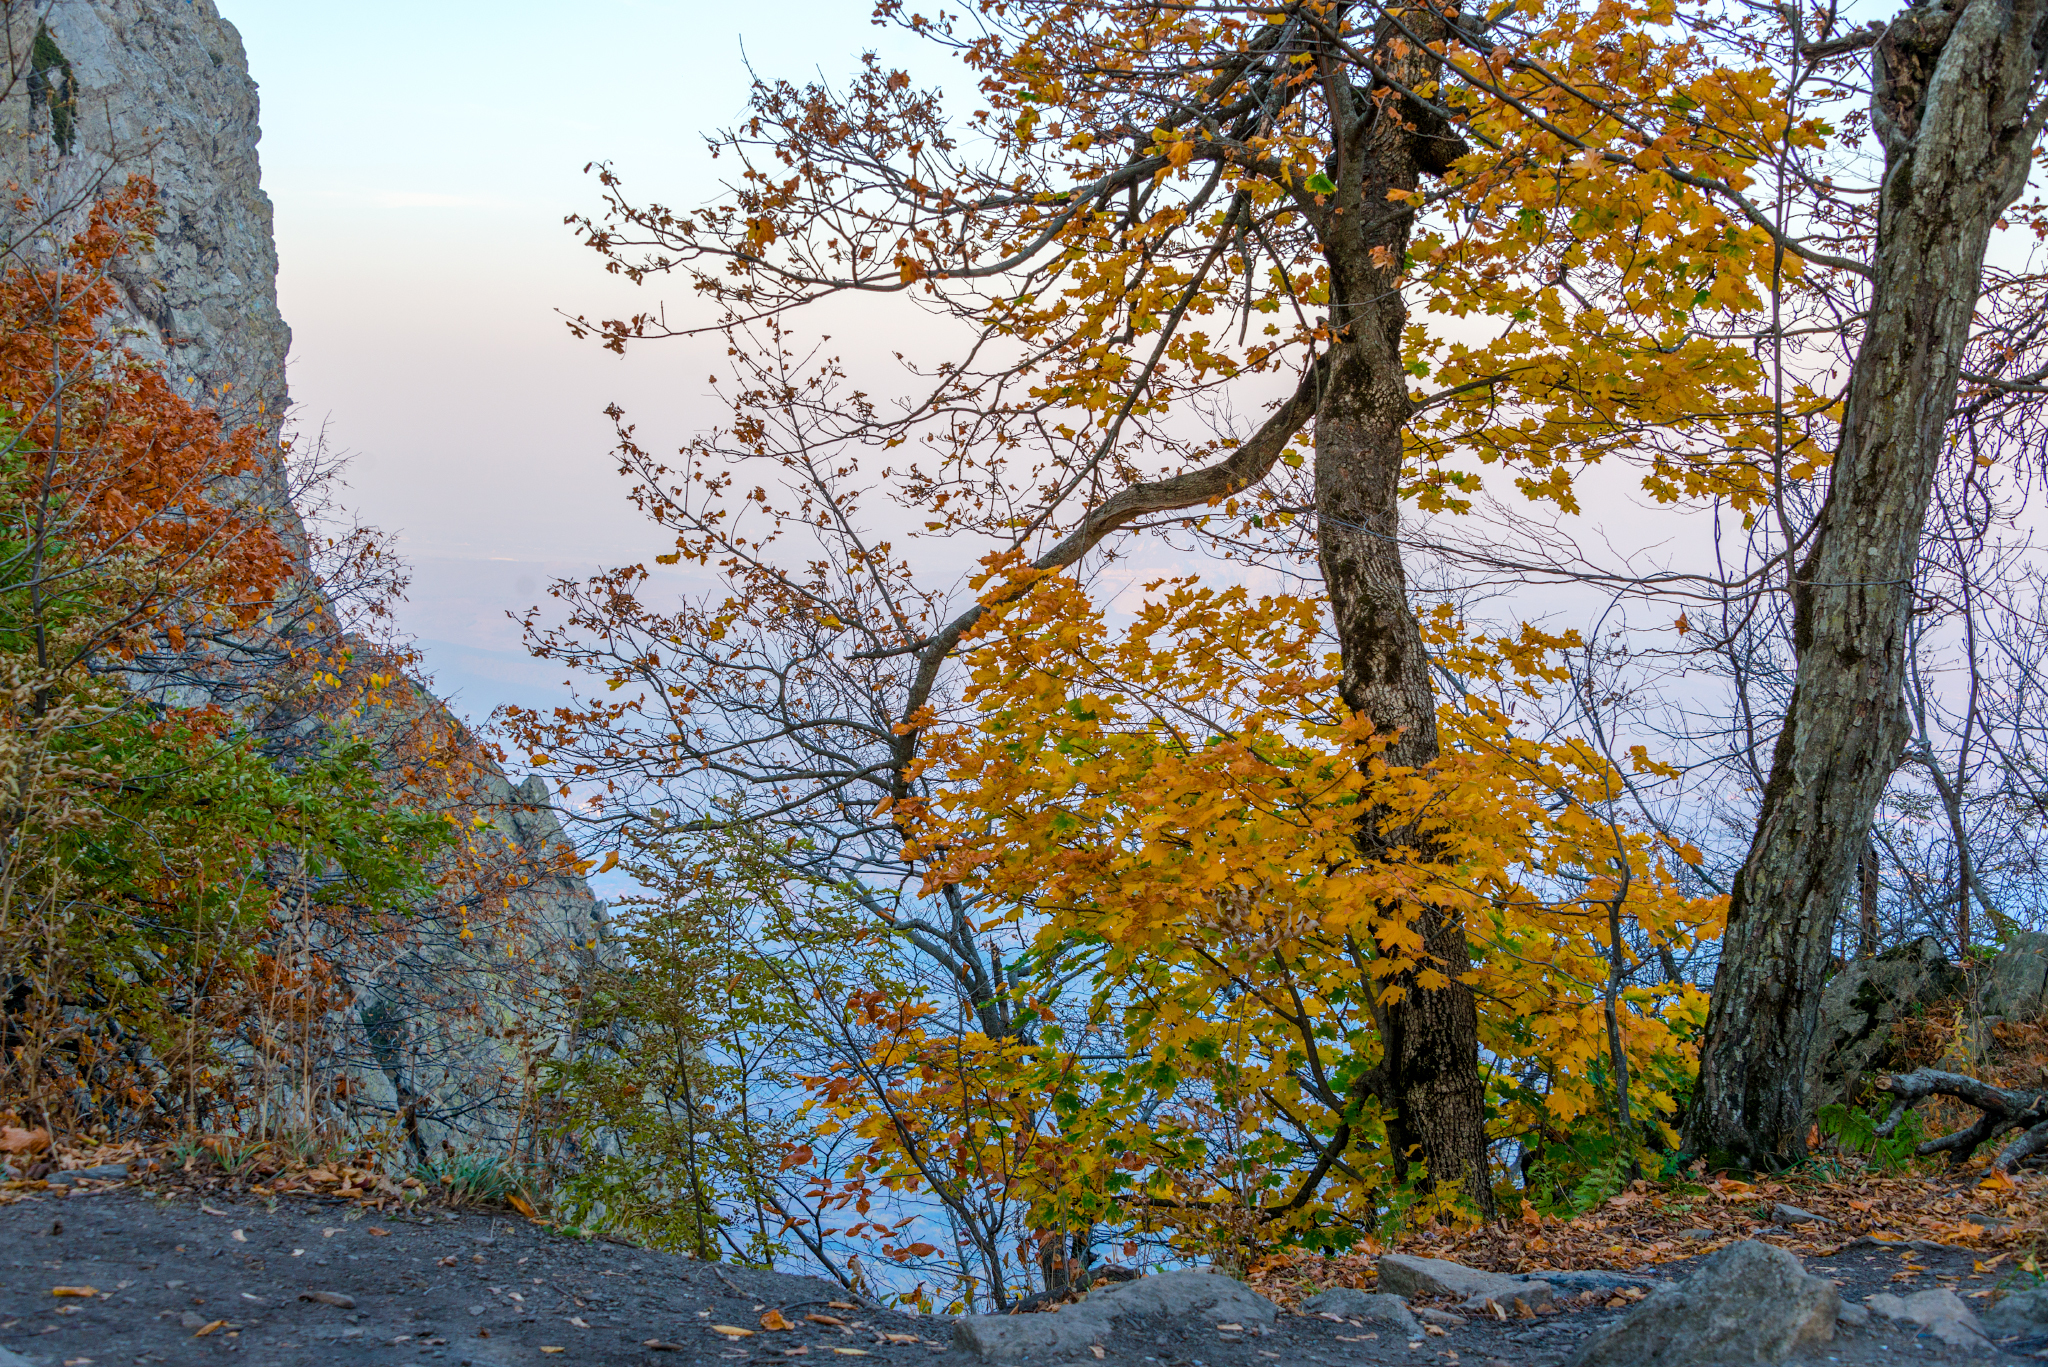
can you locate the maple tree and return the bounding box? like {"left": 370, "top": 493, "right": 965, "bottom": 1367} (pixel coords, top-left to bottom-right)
{"left": 552, "top": 0, "right": 1831, "bottom": 1226}
{"left": 887, "top": 569, "right": 1718, "bottom": 1249}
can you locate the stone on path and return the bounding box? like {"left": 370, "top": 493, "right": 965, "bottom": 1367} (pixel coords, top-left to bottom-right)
{"left": 1563, "top": 1240, "right": 1838, "bottom": 1367}
{"left": 1091, "top": 1270, "right": 1277, "bottom": 1325}
{"left": 1865, "top": 1289, "right": 1992, "bottom": 1353}
{"left": 1770, "top": 1202, "right": 1833, "bottom": 1226}
{"left": 1984, "top": 1286, "right": 2048, "bottom": 1337}
{"left": 1302, "top": 1288, "right": 1421, "bottom": 1335}
{"left": 1376, "top": 1252, "right": 1555, "bottom": 1314}
{"left": 953, "top": 1270, "right": 1276, "bottom": 1361}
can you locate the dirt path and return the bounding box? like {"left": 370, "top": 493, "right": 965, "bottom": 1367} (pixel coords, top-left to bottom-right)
{"left": 0, "top": 1185, "right": 2031, "bottom": 1366}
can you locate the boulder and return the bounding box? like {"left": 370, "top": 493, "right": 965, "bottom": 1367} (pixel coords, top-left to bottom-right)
{"left": 1302, "top": 1288, "right": 1421, "bottom": 1335}
{"left": 1806, "top": 936, "right": 1966, "bottom": 1114}
{"left": 1866, "top": 1289, "right": 1992, "bottom": 1353}
{"left": 1376, "top": 1253, "right": 1553, "bottom": 1313}
{"left": 1091, "top": 1270, "right": 1277, "bottom": 1325}
{"left": 953, "top": 1303, "right": 1114, "bottom": 1361}
{"left": 1532, "top": 1269, "right": 1662, "bottom": 1295}
{"left": 952, "top": 1271, "right": 1277, "bottom": 1361}
{"left": 1563, "top": 1240, "right": 1838, "bottom": 1367}
{"left": 1982, "top": 932, "right": 2048, "bottom": 1020}
{"left": 1983, "top": 1286, "right": 2048, "bottom": 1338}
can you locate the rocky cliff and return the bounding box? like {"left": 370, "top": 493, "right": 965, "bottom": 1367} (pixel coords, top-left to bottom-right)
{"left": 0, "top": 0, "right": 602, "bottom": 1158}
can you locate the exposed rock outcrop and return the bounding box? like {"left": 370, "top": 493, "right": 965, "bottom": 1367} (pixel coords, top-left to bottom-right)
{"left": 0, "top": 0, "right": 600, "bottom": 1156}
{"left": 1806, "top": 935, "right": 1966, "bottom": 1115}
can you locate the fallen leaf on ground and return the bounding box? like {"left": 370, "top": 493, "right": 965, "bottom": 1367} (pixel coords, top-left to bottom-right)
{"left": 192, "top": 1319, "right": 225, "bottom": 1337}
{"left": 299, "top": 1292, "right": 356, "bottom": 1309}
{"left": 230, "top": 1229, "right": 246, "bottom": 1242}
{"left": 642, "top": 1342, "right": 685, "bottom": 1352}
{"left": 200, "top": 1205, "right": 228, "bottom": 1217}
{"left": 50, "top": 1287, "right": 97, "bottom": 1298}
{"left": 0, "top": 1126, "right": 49, "bottom": 1154}
{"left": 877, "top": 1333, "right": 918, "bottom": 1345}
{"left": 710, "top": 1325, "right": 755, "bottom": 1339}
{"left": 540, "top": 1348, "right": 564, "bottom": 1355}
{"left": 806, "top": 1313, "right": 846, "bottom": 1327}
{"left": 368, "top": 1227, "right": 389, "bottom": 1238}
{"left": 568, "top": 1317, "right": 590, "bottom": 1329}
{"left": 831, "top": 1351, "right": 868, "bottom": 1358}
{"left": 761, "top": 1310, "right": 794, "bottom": 1330}
{"left": 828, "top": 1301, "right": 858, "bottom": 1310}
{"left": 509, "top": 1194, "right": 537, "bottom": 1218}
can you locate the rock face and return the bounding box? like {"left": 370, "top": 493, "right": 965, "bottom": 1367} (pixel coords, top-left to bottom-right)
{"left": 1806, "top": 936, "right": 1966, "bottom": 1114}
{"left": 1982, "top": 932, "right": 2048, "bottom": 1020}
{"left": 0, "top": 0, "right": 297, "bottom": 534}
{"left": 1563, "top": 1241, "right": 1837, "bottom": 1367}
{"left": 0, "top": 2, "right": 601, "bottom": 1157}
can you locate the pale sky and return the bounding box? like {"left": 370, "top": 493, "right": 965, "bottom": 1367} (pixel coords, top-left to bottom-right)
{"left": 229, "top": 0, "right": 940, "bottom": 720}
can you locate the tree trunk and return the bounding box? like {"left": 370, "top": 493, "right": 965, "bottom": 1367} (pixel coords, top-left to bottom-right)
{"left": 1314, "top": 12, "right": 1494, "bottom": 1216}
{"left": 1686, "top": 0, "right": 2048, "bottom": 1168}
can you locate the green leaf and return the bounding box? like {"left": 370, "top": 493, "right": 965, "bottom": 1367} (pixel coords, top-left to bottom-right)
{"left": 1304, "top": 172, "right": 1337, "bottom": 195}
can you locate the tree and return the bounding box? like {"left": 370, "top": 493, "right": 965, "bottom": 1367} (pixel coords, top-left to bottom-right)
{"left": 1685, "top": 0, "right": 2048, "bottom": 1168}
{"left": 886, "top": 569, "right": 1715, "bottom": 1256}
{"left": 560, "top": 0, "right": 1808, "bottom": 1221}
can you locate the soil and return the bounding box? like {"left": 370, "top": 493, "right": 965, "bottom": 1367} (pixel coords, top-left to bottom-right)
{"left": 0, "top": 1184, "right": 2039, "bottom": 1367}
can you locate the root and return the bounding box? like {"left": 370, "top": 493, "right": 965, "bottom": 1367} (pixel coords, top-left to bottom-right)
{"left": 1873, "top": 1069, "right": 2048, "bottom": 1172}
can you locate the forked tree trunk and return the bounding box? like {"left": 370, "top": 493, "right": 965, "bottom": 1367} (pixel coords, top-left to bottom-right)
{"left": 1313, "top": 10, "right": 1494, "bottom": 1217}
{"left": 1686, "top": 0, "right": 2048, "bottom": 1168}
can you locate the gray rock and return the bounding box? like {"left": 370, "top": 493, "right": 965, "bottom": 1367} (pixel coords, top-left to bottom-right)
{"left": 1838, "top": 1303, "right": 1870, "bottom": 1328}
{"left": 953, "top": 1272, "right": 1277, "bottom": 1361}
{"left": 46, "top": 1162, "right": 127, "bottom": 1184}
{"left": 1301, "top": 1289, "right": 1420, "bottom": 1335}
{"left": 0, "top": 1348, "right": 34, "bottom": 1367}
{"left": 1462, "top": 1281, "right": 1555, "bottom": 1315}
{"left": 1676, "top": 1227, "right": 1716, "bottom": 1241}
{"left": 1983, "top": 1286, "right": 2048, "bottom": 1337}
{"left": 1091, "top": 1270, "right": 1277, "bottom": 1325}
{"left": 954, "top": 1304, "right": 1115, "bottom": 1361}
{"left": 1563, "top": 1240, "right": 1838, "bottom": 1367}
{"left": 1529, "top": 1270, "right": 1662, "bottom": 1295}
{"left": 1376, "top": 1253, "right": 1555, "bottom": 1315}
{"left": 1983, "top": 932, "right": 2048, "bottom": 1019}
{"left": 1415, "top": 1306, "right": 1465, "bottom": 1327}
{"left": 1866, "top": 1289, "right": 1992, "bottom": 1353}
{"left": 1771, "top": 1202, "right": 1832, "bottom": 1226}
{"left": 1806, "top": 936, "right": 1965, "bottom": 1114}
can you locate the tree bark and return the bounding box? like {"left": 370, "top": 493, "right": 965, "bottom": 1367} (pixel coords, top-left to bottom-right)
{"left": 1314, "top": 9, "right": 1494, "bottom": 1216}
{"left": 1686, "top": 0, "right": 2048, "bottom": 1168}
